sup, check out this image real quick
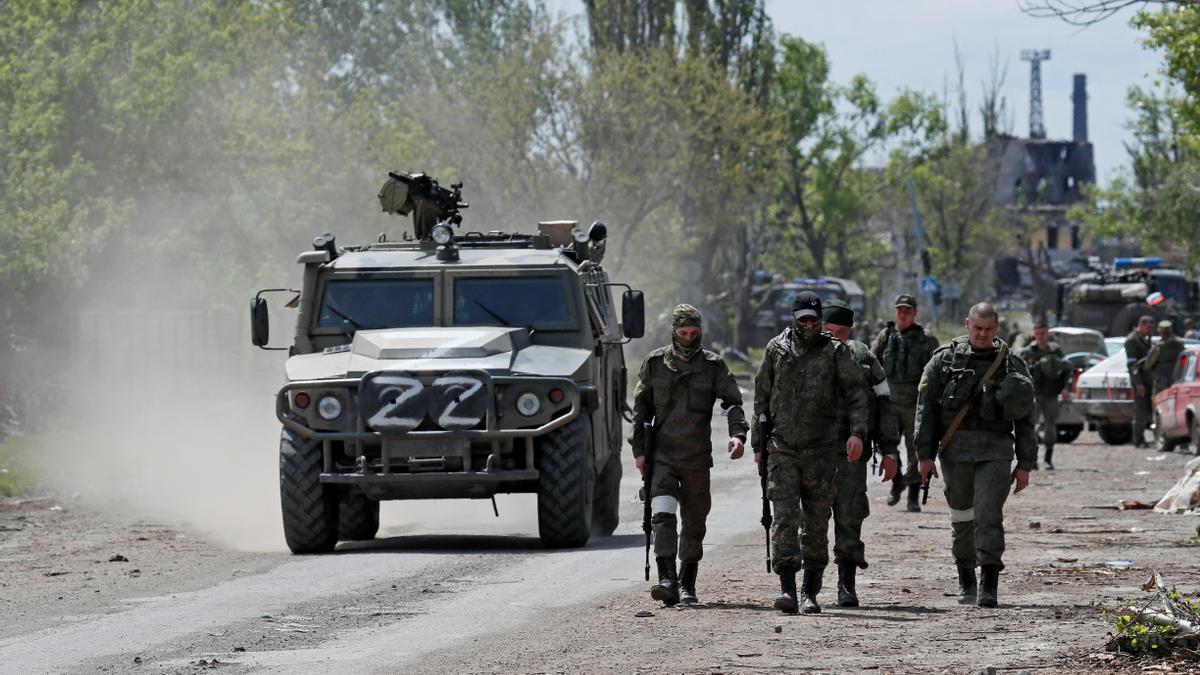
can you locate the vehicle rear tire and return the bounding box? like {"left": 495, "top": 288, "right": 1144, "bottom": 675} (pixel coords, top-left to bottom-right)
{"left": 338, "top": 490, "right": 380, "bottom": 541}
{"left": 279, "top": 423, "right": 339, "bottom": 554}
{"left": 1153, "top": 413, "right": 1180, "bottom": 453}
{"left": 1097, "top": 423, "right": 1132, "bottom": 446}
{"left": 1056, "top": 426, "right": 1082, "bottom": 444}
{"left": 592, "top": 448, "right": 622, "bottom": 537}
{"left": 537, "top": 416, "right": 594, "bottom": 549}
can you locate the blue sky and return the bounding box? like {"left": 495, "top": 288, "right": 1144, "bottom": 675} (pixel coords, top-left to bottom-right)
{"left": 549, "top": 0, "right": 1167, "bottom": 184}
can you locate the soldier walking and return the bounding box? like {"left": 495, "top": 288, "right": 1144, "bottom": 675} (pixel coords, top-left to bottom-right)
{"left": 1018, "top": 321, "right": 1072, "bottom": 470}
{"left": 871, "top": 294, "right": 942, "bottom": 512}
{"left": 915, "top": 303, "right": 1036, "bottom": 608}
{"left": 1148, "top": 320, "right": 1186, "bottom": 396}
{"left": 822, "top": 300, "right": 901, "bottom": 607}
{"left": 754, "top": 291, "right": 868, "bottom": 614}
{"left": 1126, "top": 316, "right": 1155, "bottom": 448}
{"left": 630, "top": 304, "right": 748, "bottom": 606}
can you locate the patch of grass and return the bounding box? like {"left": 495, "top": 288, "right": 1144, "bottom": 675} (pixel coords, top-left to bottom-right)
{"left": 0, "top": 435, "right": 41, "bottom": 497}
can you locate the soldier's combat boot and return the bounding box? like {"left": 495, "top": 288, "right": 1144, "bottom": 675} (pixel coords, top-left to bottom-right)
{"left": 887, "top": 478, "right": 904, "bottom": 506}
{"left": 1043, "top": 445, "right": 1055, "bottom": 471}
{"left": 800, "top": 569, "right": 823, "bottom": 614}
{"left": 836, "top": 561, "right": 859, "bottom": 608}
{"left": 977, "top": 564, "right": 1000, "bottom": 608}
{"left": 906, "top": 484, "right": 921, "bottom": 513}
{"left": 956, "top": 563, "right": 977, "bottom": 604}
{"left": 678, "top": 561, "right": 699, "bottom": 605}
{"left": 650, "top": 557, "right": 680, "bottom": 606}
{"left": 773, "top": 568, "right": 799, "bottom": 614}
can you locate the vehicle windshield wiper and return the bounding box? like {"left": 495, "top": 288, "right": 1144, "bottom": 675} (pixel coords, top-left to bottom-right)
{"left": 471, "top": 298, "right": 512, "bottom": 326}
{"left": 325, "top": 303, "right": 364, "bottom": 331}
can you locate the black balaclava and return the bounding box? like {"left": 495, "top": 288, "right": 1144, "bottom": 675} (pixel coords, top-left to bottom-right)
{"left": 792, "top": 291, "right": 823, "bottom": 345}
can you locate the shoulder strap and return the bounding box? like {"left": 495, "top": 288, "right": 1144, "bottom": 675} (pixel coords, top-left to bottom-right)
{"left": 936, "top": 342, "right": 1008, "bottom": 454}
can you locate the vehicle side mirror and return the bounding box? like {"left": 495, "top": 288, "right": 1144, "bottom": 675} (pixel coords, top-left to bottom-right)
{"left": 251, "top": 297, "right": 270, "bottom": 347}
{"left": 622, "top": 290, "right": 645, "bottom": 339}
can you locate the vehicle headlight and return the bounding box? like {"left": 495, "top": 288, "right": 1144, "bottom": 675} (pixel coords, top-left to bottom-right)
{"left": 432, "top": 224, "right": 453, "bottom": 245}
{"left": 516, "top": 392, "right": 542, "bottom": 417}
{"left": 317, "top": 395, "right": 343, "bottom": 421}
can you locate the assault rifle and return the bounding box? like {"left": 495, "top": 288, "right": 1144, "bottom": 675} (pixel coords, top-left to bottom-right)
{"left": 757, "top": 414, "right": 773, "bottom": 573}
{"left": 640, "top": 420, "right": 655, "bottom": 581}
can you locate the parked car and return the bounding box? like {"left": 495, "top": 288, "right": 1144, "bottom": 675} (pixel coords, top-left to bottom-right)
{"left": 1050, "top": 327, "right": 1107, "bottom": 357}
{"left": 1151, "top": 345, "right": 1200, "bottom": 454}
{"left": 1075, "top": 338, "right": 1200, "bottom": 445}
{"left": 1052, "top": 351, "right": 1107, "bottom": 444}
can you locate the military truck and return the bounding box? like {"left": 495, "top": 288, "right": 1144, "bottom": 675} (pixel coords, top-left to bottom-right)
{"left": 1055, "top": 257, "right": 1200, "bottom": 337}
{"left": 250, "top": 172, "right": 644, "bottom": 554}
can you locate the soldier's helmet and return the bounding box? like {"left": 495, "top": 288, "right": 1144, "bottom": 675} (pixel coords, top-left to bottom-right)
{"left": 994, "top": 370, "right": 1035, "bottom": 420}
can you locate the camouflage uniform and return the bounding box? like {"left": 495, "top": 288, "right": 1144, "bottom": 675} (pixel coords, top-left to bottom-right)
{"left": 914, "top": 336, "right": 1036, "bottom": 572}
{"left": 753, "top": 328, "right": 868, "bottom": 574}
{"left": 833, "top": 339, "right": 901, "bottom": 570}
{"left": 1148, "top": 328, "right": 1186, "bottom": 395}
{"left": 630, "top": 312, "right": 748, "bottom": 566}
{"left": 1125, "top": 330, "right": 1154, "bottom": 445}
{"left": 1018, "top": 341, "right": 1072, "bottom": 468}
{"left": 871, "top": 320, "right": 941, "bottom": 493}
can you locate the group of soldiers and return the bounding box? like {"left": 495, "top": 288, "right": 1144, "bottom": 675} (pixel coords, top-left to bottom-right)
{"left": 1127, "top": 316, "right": 1189, "bottom": 447}
{"left": 630, "top": 293, "right": 1038, "bottom": 615}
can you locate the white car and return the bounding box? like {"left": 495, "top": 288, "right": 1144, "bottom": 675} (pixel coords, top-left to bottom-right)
{"left": 1074, "top": 338, "right": 1200, "bottom": 445}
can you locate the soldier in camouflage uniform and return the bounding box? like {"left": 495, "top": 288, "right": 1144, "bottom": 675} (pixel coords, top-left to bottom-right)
{"left": 872, "top": 294, "right": 942, "bottom": 512}
{"left": 823, "top": 299, "right": 901, "bottom": 607}
{"left": 1125, "top": 315, "right": 1155, "bottom": 448}
{"left": 1148, "top": 320, "right": 1186, "bottom": 396}
{"left": 915, "top": 303, "right": 1037, "bottom": 608}
{"left": 1017, "top": 321, "right": 1072, "bottom": 470}
{"left": 630, "top": 304, "right": 749, "bottom": 606}
{"left": 753, "top": 291, "right": 868, "bottom": 615}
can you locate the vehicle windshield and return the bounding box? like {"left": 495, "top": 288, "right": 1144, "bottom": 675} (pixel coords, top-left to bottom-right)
{"left": 317, "top": 279, "right": 435, "bottom": 331}
{"left": 1153, "top": 274, "right": 1189, "bottom": 305}
{"left": 454, "top": 277, "right": 571, "bottom": 327}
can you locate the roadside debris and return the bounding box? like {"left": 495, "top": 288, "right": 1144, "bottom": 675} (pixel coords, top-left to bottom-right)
{"left": 108, "top": 554, "right": 128, "bottom": 562}
{"left": 634, "top": 610, "right": 654, "bottom": 618}
{"left": 1155, "top": 457, "right": 1200, "bottom": 514}
{"left": 1118, "top": 499, "right": 1154, "bottom": 510}
{"left": 1104, "top": 571, "right": 1200, "bottom": 659}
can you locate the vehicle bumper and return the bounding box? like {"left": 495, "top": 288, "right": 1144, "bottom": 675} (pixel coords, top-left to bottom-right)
{"left": 322, "top": 469, "right": 540, "bottom": 500}
{"left": 1074, "top": 398, "right": 1133, "bottom": 424}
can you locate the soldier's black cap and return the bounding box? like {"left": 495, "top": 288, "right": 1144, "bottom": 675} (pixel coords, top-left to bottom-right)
{"left": 792, "top": 290, "right": 822, "bottom": 319}
{"left": 894, "top": 293, "right": 918, "bottom": 308}
{"left": 822, "top": 298, "right": 854, "bottom": 327}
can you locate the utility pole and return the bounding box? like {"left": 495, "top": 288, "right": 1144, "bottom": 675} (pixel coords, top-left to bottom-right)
{"left": 1021, "top": 49, "right": 1051, "bottom": 139}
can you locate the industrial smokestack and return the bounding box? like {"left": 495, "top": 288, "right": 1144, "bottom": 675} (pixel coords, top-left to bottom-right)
{"left": 1072, "top": 73, "right": 1088, "bottom": 143}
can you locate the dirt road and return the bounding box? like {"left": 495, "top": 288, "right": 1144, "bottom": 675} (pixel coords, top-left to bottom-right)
{"left": 2, "top": 427, "right": 1198, "bottom": 674}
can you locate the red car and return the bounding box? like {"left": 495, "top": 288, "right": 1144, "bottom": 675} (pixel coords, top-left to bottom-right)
{"left": 1152, "top": 345, "right": 1200, "bottom": 454}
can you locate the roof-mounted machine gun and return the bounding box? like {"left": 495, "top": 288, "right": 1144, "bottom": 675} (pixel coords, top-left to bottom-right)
{"left": 378, "top": 171, "right": 468, "bottom": 242}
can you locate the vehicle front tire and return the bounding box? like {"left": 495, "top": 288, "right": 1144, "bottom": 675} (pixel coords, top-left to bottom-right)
{"left": 1097, "top": 423, "right": 1133, "bottom": 446}
{"left": 338, "top": 490, "right": 380, "bottom": 541}
{"left": 1153, "top": 414, "right": 1180, "bottom": 453}
{"left": 536, "top": 415, "right": 594, "bottom": 549}
{"left": 1056, "top": 426, "right": 1082, "bottom": 444}
{"left": 592, "top": 448, "right": 622, "bottom": 537}
{"left": 279, "top": 423, "right": 339, "bottom": 554}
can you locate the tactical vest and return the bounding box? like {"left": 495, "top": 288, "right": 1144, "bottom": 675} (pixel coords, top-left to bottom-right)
{"left": 882, "top": 323, "right": 933, "bottom": 385}
{"left": 936, "top": 339, "right": 1025, "bottom": 433}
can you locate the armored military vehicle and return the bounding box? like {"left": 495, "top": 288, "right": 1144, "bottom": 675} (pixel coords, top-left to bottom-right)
{"left": 251, "top": 172, "right": 644, "bottom": 553}
{"left": 1055, "top": 257, "right": 1199, "bottom": 337}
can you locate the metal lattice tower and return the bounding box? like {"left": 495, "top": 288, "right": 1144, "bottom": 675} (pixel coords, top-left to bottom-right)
{"left": 1021, "top": 49, "right": 1051, "bottom": 139}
